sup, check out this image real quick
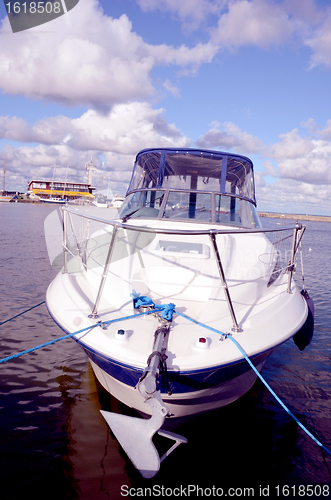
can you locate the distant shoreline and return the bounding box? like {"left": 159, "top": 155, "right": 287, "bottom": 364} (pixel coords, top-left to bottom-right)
{"left": 4, "top": 198, "right": 331, "bottom": 222}
{"left": 258, "top": 212, "right": 331, "bottom": 223}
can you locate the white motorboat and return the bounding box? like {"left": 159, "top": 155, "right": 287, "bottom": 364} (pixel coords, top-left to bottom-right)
{"left": 92, "top": 195, "right": 108, "bottom": 208}
{"left": 45, "top": 148, "right": 313, "bottom": 478}
{"left": 0, "top": 194, "right": 13, "bottom": 202}
{"left": 40, "top": 197, "right": 66, "bottom": 204}
{"left": 108, "top": 195, "right": 125, "bottom": 209}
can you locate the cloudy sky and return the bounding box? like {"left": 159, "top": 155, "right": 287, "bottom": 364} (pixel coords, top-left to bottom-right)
{"left": 1, "top": 0, "right": 331, "bottom": 214}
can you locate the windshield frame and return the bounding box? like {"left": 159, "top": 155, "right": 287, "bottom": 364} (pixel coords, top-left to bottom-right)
{"left": 117, "top": 188, "right": 261, "bottom": 228}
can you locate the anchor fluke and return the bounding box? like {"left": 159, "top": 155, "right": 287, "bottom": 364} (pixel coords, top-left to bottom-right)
{"left": 101, "top": 405, "right": 163, "bottom": 479}
{"left": 101, "top": 395, "right": 187, "bottom": 478}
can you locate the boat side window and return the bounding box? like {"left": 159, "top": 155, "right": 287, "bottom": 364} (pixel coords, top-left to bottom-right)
{"left": 118, "top": 190, "right": 165, "bottom": 220}
{"left": 163, "top": 192, "right": 212, "bottom": 222}
{"left": 129, "top": 154, "right": 160, "bottom": 191}
{"left": 215, "top": 195, "right": 260, "bottom": 227}
{"left": 215, "top": 194, "right": 240, "bottom": 224}
{"left": 240, "top": 199, "right": 261, "bottom": 228}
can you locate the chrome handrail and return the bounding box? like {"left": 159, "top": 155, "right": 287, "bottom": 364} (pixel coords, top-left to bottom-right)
{"left": 62, "top": 206, "right": 302, "bottom": 237}
{"left": 61, "top": 206, "right": 304, "bottom": 328}
{"left": 88, "top": 225, "right": 119, "bottom": 318}
{"left": 209, "top": 232, "right": 242, "bottom": 332}
{"left": 287, "top": 225, "right": 306, "bottom": 293}
{"left": 63, "top": 209, "right": 68, "bottom": 273}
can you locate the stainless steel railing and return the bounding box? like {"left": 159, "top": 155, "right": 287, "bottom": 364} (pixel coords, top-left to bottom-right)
{"left": 61, "top": 206, "right": 305, "bottom": 329}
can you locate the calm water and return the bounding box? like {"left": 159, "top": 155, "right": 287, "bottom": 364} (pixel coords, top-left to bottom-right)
{"left": 0, "top": 203, "right": 331, "bottom": 500}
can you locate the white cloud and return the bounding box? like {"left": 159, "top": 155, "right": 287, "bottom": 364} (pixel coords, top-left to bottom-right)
{"left": 137, "top": 0, "right": 297, "bottom": 49}
{"left": 0, "top": 116, "right": 35, "bottom": 142}
{"left": 137, "top": 0, "right": 331, "bottom": 74}
{"left": 1, "top": 141, "right": 133, "bottom": 195}
{"left": 211, "top": 0, "right": 294, "bottom": 49}
{"left": 149, "top": 41, "right": 218, "bottom": 73}
{"left": 196, "top": 121, "right": 264, "bottom": 154}
{"left": 136, "top": 0, "right": 226, "bottom": 31}
{"left": 195, "top": 119, "right": 331, "bottom": 214}
{"left": 0, "top": 101, "right": 190, "bottom": 193}
{"left": 282, "top": 0, "right": 322, "bottom": 25}
{"left": 66, "top": 102, "right": 190, "bottom": 152}
{"left": 0, "top": 0, "right": 218, "bottom": 107}
{"left": 256, "top": 177, "right": 331, "bottom": 215}
{"left": 163, "top": 79, "right": 181, "bottom": 97}
{"left": 3, "top": 109, "right": 331, "bottom": 213}
{"left": 0, "top": 102, "right": 190, "bottom": 152}
{"left": 261, "top": 160, "right": 278, "bottom": 177}
{"left": 4, "top": 143, "right": 80, "bottom": 171}
{"left": 0, "top": 0, "right": 330, "bottom": 113}
{"left": 301, "top": 118, "right": 319, "bottom": 135}
{"left": 305, "top": 10, "right": 331, "bottom": 68}
{"left": 141, "top": 0, "right": 331, "bottom": 72}
{"left": 0, "top": 115, "right": 72, "bottom": 144}
{"left": 268, "top": 128, "right": 331, "bottom": 185}
{"left": 270, "top": 129, "right": 314, "bottom": 160}
{"left": 0, "top": 5, "right": 154, "bottom": 107}
{"left": 317, "top": 120, "right": 331, "bottom": 140}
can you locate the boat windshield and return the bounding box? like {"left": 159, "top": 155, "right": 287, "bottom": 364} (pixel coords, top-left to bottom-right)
{"left": 118, "top": 148, "right": 259, "bottom": 227}
{"left": 119, "top": 190, "right": 165, "bottom": 221}
{"left": 127, "top": 148, "right": 256, "bottom": 205}
{"left": 118, "top": 189, "right": 260, "bottom": 227}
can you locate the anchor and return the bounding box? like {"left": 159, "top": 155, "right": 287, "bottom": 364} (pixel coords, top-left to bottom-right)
{"left": 100, "top": 323, "right": 187, "bottom": 478}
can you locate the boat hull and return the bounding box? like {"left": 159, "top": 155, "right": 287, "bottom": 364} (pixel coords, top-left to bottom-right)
{"left": 78, "top": 340, "right": 273, "bottom": 427}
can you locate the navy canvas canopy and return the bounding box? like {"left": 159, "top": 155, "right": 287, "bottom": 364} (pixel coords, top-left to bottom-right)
{"left": 127, "top": 148, "right": 256, "bottom": 205}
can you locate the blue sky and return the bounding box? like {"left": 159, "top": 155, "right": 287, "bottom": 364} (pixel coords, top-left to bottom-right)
{"left": 1, "top": 0, "right": 331, "bottom": 214}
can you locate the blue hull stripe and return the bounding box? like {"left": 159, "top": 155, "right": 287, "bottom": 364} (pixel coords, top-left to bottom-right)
{"left": 77, "top": 340, "right": 273, "bottom": 394}
{"left": 47, "top": 305, "right": 276, "bottom": 395}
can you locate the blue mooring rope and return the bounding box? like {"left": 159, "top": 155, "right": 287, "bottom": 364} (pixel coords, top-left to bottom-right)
{"left": 0, "top": 300, "right": 46, "bottom": 326}
{"left": 1, "top": 296, "right": 330, "bottom": 459}
{"left": 228, "top": 334, "right": 331, "bottom": 458}
{"left": 0, "top": 307, "right": 156, "bottom": 365}
{"left": 0, "top": 325, "right": 97, "bottom": 364}
{"left": 177, "top": 310, "right": 331, "bottom": 459}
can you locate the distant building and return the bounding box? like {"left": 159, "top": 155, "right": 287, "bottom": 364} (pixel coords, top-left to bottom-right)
{"left": 27, "top": 180, "right": 95, "bottom": 201}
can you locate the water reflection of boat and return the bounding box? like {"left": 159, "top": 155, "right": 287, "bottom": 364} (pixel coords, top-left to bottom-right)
{"left": 46, "top": 148, "right": 313, "bottom": 478}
